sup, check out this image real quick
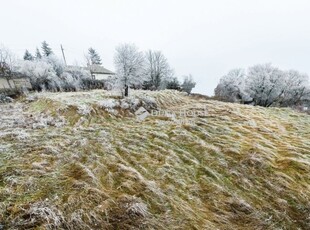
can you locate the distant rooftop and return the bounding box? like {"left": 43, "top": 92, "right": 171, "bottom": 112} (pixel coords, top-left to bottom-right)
{"left": 86, "top": 64, "right": 115, "bottom": 75}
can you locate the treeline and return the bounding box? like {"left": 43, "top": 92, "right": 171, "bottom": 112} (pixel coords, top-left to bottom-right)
{"left": 214, "top": 63, "right": 310, "bottom": 108}
{"left": 113, "top": 43, "right": 196, "bottom": 96}
{"left": 1, "top": 42, "right": 196, "bottom": 97}
{"left": 20, "top": 42, "right": 104, "bottom": 91}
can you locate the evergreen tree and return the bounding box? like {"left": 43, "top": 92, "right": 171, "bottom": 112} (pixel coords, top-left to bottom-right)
{"left": 23, "top": 50, "right": 34, "bottom": 61}
{"left": 41, "top": 41, "right": 53, "bottom": 56}
{"left": 35, "top": 48, "right": 42, "bottom": 59}
{"left": 88, "top": 47, "right": 102, "bottom": 65}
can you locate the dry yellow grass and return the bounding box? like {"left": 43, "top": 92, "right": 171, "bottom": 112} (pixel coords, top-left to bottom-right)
{"left": 0, "top": 90, "right": 309, "bottom": 229}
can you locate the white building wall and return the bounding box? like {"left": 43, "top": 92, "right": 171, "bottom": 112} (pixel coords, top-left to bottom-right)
{"left": 0, "top": 78, "right": 32, "bottom": 90}
{"left": 13, "top": 78, "right": 32, "bottom": 89}
{"left": 0, "top": 78, "right": 14, "bottom": 89}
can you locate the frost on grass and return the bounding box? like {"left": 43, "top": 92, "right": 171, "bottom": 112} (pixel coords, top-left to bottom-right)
{"left": 32, "top": 115, "right": 66, "bottom": 129}
{"left": 120, "top": 97, "right": 141, "bottom": 111}
{"left": 77, "top": 104, "right": 92, "bottom": 115}
{"left": 0, "top": 90, "right": 310, "bottom": 229}
{"left": 12, "top": 201, "right": 66, "bottom": 229}
{"left": 98, "top": 98, "right": 120, "bottom": 109}
{"left": 125, "top": 198, "right": 149, "bottom": 217}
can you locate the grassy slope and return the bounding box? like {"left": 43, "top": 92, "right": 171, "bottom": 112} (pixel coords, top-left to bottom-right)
{"left": 0, "top": 90, "right": 309, "bottom": 229}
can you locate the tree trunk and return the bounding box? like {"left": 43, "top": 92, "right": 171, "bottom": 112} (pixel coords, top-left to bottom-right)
{"left": 124, "top": 85, "right": 129, "bottom": 97}
{"left": 6, "top": 77, "right": 13, "bottom": 89}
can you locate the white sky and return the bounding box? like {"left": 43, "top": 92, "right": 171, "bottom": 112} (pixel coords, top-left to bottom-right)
{"left": 1, "top": 0, "right": 310, "bottom": 95}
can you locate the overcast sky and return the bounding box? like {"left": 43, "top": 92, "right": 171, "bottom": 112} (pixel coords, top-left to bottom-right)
{"left": 1, "top": 0, "right": 310, "bottom": 95}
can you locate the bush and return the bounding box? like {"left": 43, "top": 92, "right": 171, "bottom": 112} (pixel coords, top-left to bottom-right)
{"left": 215, "top": 64, "right": 310, "bottom": 107}
{"left": 166, "top": 77, "right": 181, "bottom": 90}
{"left": 18, "top": 59, "right": 108, "bottom": 92}
{"left": 0, "top": 93, "right": 13, "bottom": 103}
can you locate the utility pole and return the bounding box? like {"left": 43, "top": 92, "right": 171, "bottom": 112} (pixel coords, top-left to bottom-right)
{"left": 60, "top": 44, "right": 67, "bottom": 66}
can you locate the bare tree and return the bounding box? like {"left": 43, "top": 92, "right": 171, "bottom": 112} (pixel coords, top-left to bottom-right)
{"left": 0, "top": 46, "right": 16, "bottom": 89}
{"left": 144, "top": 50, "right": 173, "bottom": 90}
{"left": 114, "top": 43, "right": 145, "bottom": 96}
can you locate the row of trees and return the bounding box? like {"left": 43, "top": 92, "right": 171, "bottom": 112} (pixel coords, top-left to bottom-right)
{"left": 23, "top": 41, "right": 53, "bottom": 61}
{"left": 113, "top": 43, "right": 196, "bottom": 96}
{"left": 215, "top": 63, "right": 310, "bottom": 107}
{"left": 1, "top": 42, "right": 196, "bottom": 96}
{"left": 24, "top": 42, "right": 102, "bottom": 66}
{"left": 15, "top": 42, "right": 102, "bottom": 91}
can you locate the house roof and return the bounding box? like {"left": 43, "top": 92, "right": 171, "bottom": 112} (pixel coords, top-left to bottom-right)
{"left": 87, "top": 65, "right": 115, "bottom": 75}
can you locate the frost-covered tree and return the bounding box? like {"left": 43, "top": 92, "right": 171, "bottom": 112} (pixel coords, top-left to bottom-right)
{"left": 88, "top": 47, "right": 102, "bottom": 65}
{"left": 18, "top": 59, "right": 59, "bottom": 91}
{"left": 181, "top": 74, "right": 196, "bottom": 95}
{"left": 23, "top": 50, "right": 34, "bottom": 61}
{"left": 60, "top": 66, "right": 93, "bottom": 91}
{"left": 0, "top": 46, "right": 16, "bottom": 74}
{"left": 214, "top": 63, "right": 310, "bottom": 107}
{"left": 44, "top": 55, "right": 64, "bottom": 77}
{"left": 245, "top": 63, "right": 285, "bottom": 107}
{"left": 144, "top": 50, "right": 173, "bottom": 90}
{"left": 18, "top": 53, "right": 65, "bottom": 90}
{"left": 41, "top": 41, "right": 53, "bottom": 57}
{"left": 64, "top": 66, "right": 91, "bottom": 81}
{"left": 114, "top": 43, "right": 145, "bottom": 96}
{"left": 214, "top": 69, "right": 245, "bottom": 102}
{"left": 35, "top": 48, "right": 42, "bottom": 59}
{"left": 0, "top": 46, "right": 16, "bottom": 89}
{"left": 62, "top": 65, "right": 97, "bottom": 91}
{"left": 279, "top": 70, "right": 310, "bottom": 106}
{"left": 18, "top": 60, "right": 90, "bottom": 91}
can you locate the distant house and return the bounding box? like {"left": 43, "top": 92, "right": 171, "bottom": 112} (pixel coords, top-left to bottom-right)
{"left": 87, "top": 64, "right": 115, "bottom": 81}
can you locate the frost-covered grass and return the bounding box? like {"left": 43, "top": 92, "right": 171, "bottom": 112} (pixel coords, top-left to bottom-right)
{"left": 0, "top": 89, "right": 310, "bottom": 229}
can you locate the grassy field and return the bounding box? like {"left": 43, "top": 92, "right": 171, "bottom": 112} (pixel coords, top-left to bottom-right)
{"left": 0, "top": 90, "right": 309, "bottom": 229}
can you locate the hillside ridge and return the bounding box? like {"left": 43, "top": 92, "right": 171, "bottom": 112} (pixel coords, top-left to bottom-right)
{"left": 0, "top": 90, "right": 309, "bottom": 229}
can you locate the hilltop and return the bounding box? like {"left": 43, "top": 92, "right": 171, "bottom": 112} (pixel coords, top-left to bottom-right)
{"left": 0, "top": 90, "right": 309, "bottom": 229}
